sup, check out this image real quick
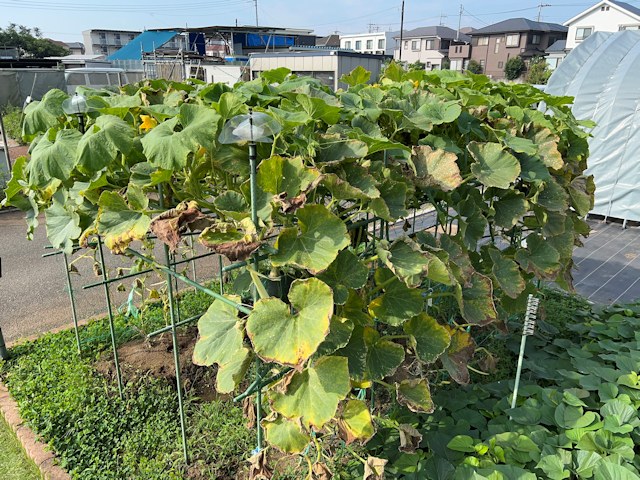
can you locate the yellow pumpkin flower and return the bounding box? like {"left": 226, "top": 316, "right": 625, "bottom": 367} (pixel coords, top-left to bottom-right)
{"left": 139, "top": 115, "right": 158, "bottom": 132}
{"left": 414, "top": 80, "right": 420, "bottom": 88}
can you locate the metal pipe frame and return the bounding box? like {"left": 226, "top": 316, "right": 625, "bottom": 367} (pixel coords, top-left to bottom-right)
{"left": 63, "top": 254, "right": 82, "bottom": 355}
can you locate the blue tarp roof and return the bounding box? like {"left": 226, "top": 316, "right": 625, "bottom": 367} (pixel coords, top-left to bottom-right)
{"left": 106, "top": 30, "right": 178, "bottom": 61}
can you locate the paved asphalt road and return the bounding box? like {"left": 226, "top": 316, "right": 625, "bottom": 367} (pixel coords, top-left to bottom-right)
{"left": 0, "top": 209, "right": 222, "bottom": 342}
{"left": 2, "top": 206, "right": 640, "bottom": 342}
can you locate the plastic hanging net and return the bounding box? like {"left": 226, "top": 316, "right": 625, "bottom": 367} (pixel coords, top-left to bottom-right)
{"left": 218, "top": 111, "right": 281, "bottom": 144}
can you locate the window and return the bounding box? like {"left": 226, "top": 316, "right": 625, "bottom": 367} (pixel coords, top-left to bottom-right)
{"left": 412, "top": 40, "right": 420, "bottom": 50}
{"left": 531, "top": 34, "right": 540, "bottom": 45}
{"left": 450, "top": 59, "right": 462, "bottom": 70}
{"left": 601, "top": 5, "right": 610, "bottom": 10}
{"left": 345, "top": 41, "right": 351, "bottom": 49}
{"left": 619, "top": 25, "right": 640, "bottom": 30}
{"left": 378, "top": 39, "right": 385, "bottom": 49}
{"left": 404, "top": 41, "right": 409, "bottom": 49}
{"left": 480, "top": 59, "right": 485, "bottom": 69}
{"left": 129, "top": 35, "right": 135, "bottom": 41}
{"left": 547, "top": 57, "right": 559, "bottom": 69}
{"left": 498, "top": 61, "right": 504, "bottom": 68}
{"left": 494, "top": 37, "right": 501, "bottom": 53}
{"left": 426, "top": 61, "right": 431, "bottom": 68}
{"left": 506, "top": 34, "right": 519, "bottom": 46}
{"left": 576, "top": 27, "right": 592, "bottom": 40}
{"left": 355, "top": 40, "right": 362, "bottom": 50}
{"left": 425, "top": 39, "right": 435, "bottom": 50}
{"left": 366, "top": 40, "right": 373, "bottom": 49}
{"left": 66, "top": 73, "right": 86, "bottom": 85}
{"left": 478, "top": 36, "right": 489, "bottom": 46}
{"left": 549, "top": 36, "right": 557, "bottom": 45}
{"left": 88, "top": 73, "right": 108, "bottom": 84}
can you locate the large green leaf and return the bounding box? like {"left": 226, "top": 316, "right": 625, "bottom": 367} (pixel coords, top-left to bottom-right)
{"left": 418, "top": 102, "right": 462, "bottom": 125}
{"left": 192, "top": 296, "right": 244, "bottom": 368}
{"left": 263, "top": 415, "right": 310, "bottom": 453}
{"left": 440, "top": 326, "right": 476, "bottom": 386}
{"left": 317, "top": 250, "right": 369, "bottom": 304}
{"left": 370, "top": 179, "right": 408, "bottom": 221}
{"left": 141, "top": 103, "right": 220, "bottom": 170}
{"left": 458, "top": 272, "right": 498, "bottom": 326}
{"left": 340, "top": 66, "right": 371, "bottom": 86}
{"left": 488, "top": 248, "right": 526, "bottom": 299}
{"left": 493, "top": 190, "right": 529, "bottom": 229}
{"left": 403, "top": 313, "right": 451, "bottom": 364}
{"left": 247, "top": 278, "right": 333, "bottom": 369}
{"left": 316, "top": 134, "right": 368, "bottom": 164}
{"left": 528, "top": 125, "right": 563, "bottom": 170}
{"left": 316, "top": 317, "right": 354, "bottom": 356}
{"left": 409, "top": 145, "right": 462, "bottom": 191}
{"left": 368, "top": 268, "right": 424, "bottom": 326}
{"left": 213, "top": 191, "right": 249, "bottom": 221}
{"left": 45, "top": 192, "right": 82, "bottom": 254}
{"left": 76, "top": 115, "right": 135, "bottom": 173}
{"left": 515, "top": 233, "right": 561, "bottom": 280}
{"left": 28, "top": 128, "right": 82, "bottom": 185}
{"left": 536, "top": 455, "right": 571, "bottom": 480}
{"left": 365, "top": 327, "right": 404, "bottom": 381}
{"left": 216, "top": 347, "right": 254, "bottom": 393}
{"left": 22, "top": 89, "right": 67, "bottom": 141}
{"left": 568, "top": 175, "right": 595, "bottom": 216}
{"left": 256, "top": 155, "right": 321, "bottom": 196}
{"left": 96, "top": 191, "right": 150, "bottom": 254}
{"left": 270, "top": 356, "right": 350, "bottom": 429}
{"left": 297, "top": 93, "right": 341, "bottom": 124}
{"left": 334, "top": 325, "right": 369, "bottom": 382}
{"left": 536, "top": 179, "right": 569, "bottom": 213}
{"left": 469, "top": 142, "right": 521, "bottom": 189}
{"left": 377, "top": 236, "right": 430, "bottom": 288}
{"left": 272, "top": 204, "right": 350, "bottom": 274}
{"left": 517, "top": 152, "right": 552, "bottom": 183}
{"left": 337, "top": 399, "right": 375, "bottom": 443}
{"left": 397, "top": 379, "right": 435, "bottom": 413}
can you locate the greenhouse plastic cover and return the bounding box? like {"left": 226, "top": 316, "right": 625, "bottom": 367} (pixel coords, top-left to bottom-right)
{"left": 545, "top": 30, "right": 640, "bottom": 222}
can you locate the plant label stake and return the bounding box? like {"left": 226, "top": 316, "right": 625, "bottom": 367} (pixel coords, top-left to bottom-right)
{"left": 511, "top": 294, "right": 539, "bottom": 410}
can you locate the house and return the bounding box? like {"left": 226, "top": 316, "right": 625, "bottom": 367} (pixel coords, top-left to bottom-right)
{"left": 564, "top": 0, "right": 640, "bottom": 50}
{"left": 339, "top": 31, "right": 400, "bottom": 56}
{"left": 393, "top": 26, "right": 471, "bottom": 71}
{"left": 545, "top": 40, "right": 567, "bottom": 70}
{"left": 82, "top": 29, "right": 142, "bottom": 57}
{"left": 65, "top": 42, "right": 86, "bottom": 55}
{"left": 468, "top": 18, "right": 567, "bottom": 79}
{"left": 250, "top": 50, "right": 384, "bottom": 91}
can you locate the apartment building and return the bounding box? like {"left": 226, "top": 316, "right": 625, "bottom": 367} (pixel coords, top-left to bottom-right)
{"left": 82, "top": 29, "right": 142, "bottom": 57}
{"left": 340, "top": 31, "right": 400, "bottom": 56}
{"left": 468, "top": 19, "right": 567, "bottom": 79}
{"left": 393, "top": 26, "right": 471, "bottom": 71}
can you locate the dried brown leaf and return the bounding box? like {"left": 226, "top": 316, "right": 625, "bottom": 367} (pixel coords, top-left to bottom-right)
{"left": 363, "top": 456, "right": 387, "bottom": 480}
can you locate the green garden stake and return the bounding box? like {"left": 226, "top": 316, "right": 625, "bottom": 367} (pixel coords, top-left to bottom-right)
{"left": 63, "top": 253, "right": 82, "bottom": 355}
{"left": 158, "top": 183, "right": 189, "bottom": 464}
{"left": 189, "top": 236, "right": 197, "bottom": 282}
{"left": 511, "top": 294, "right": 539, "bottom": 410}
{"left": 218, "top": 255, "right": 224, "bottom": 296}
{"left": 219, "top": 107, "right": 280, "bottom": 453}
{"left": 96, "top": 236, "right": 123, "bottom": 399}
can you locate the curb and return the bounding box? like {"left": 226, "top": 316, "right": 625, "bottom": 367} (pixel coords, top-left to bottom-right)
{"left": 0, "top": 382, "right": 71, "bottom": 480}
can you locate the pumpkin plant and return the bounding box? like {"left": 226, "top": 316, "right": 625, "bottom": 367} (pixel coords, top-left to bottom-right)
{"left": 2, "top": 63, "right": 594, "bottom": 473}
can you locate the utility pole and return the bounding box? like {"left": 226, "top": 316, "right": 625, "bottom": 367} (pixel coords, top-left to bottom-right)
{"left": 457, "top": 4, "right": 463, "bottom": 41}
{"left": 537, "top": 1, "right": 551, "bottom": 21}
{"left": 439, "top": 13, "right": 448, "bottom": 26}
{"left": 254, "top": 0, "right": 259, "bottom": 27}
{"left": 399, "top": 0, "right": 405, "bottom": 61}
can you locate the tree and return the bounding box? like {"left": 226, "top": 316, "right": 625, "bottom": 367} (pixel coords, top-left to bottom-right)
{"left": 407, "top": 61, "right": 426, "bottom": 71}
{"left": 525, "top": 55, "right": 552, "bottom": 85}
{"left": 467, "top": 59, "right": 482, "bottom": 74}
{"left": 441, "top": 59, "right": 451, "bottom": 70}
{"left": 504, "top": 55, "right": 525, "bottom": 80}
{"left": 0, "top": 24, "right": 69, "bottom": 58}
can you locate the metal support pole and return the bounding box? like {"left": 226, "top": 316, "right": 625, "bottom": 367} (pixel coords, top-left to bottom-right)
{"left": 189, "top": 236, "right": 197, "bottom": 282}
{"left": 159, "top": 183, "right": 189, "bottom": 464}
{"left": 63, "top": 253, "right": 81, "bottom": 355}
{"left": 77, "top": 113, "right": 85, "bottom": 134}
{"left": 248, "top": 137, "right": 263, "bottom": 451}
{"left": 218, "top": 255, "right": 224, "bottom": 296}
{"left": 96, "top": 236, "right": 123, "bottom": 398}
{"left": 511, "top": 294, "right": 539, "bottom": 410}
{"left": 0, "top": 108, "right": 12, "bottom": 173}
{"left": 0, "top": 327, "right": 10, "bottom": 360}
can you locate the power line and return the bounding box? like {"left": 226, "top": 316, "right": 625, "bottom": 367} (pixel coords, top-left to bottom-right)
{"left": 300, "top": 5, "right": 400, "bottom": 28}
{"left": 0, "top": 0, "right": 251, "bottom": 13}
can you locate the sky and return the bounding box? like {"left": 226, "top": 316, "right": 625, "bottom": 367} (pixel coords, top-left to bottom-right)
{"left": 2, "top": 0, "right": 637, "bottom": 43}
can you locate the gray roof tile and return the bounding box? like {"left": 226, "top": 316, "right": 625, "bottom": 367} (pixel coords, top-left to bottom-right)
{"left": 469, "top": 18, "right": 568, "bottom": 35}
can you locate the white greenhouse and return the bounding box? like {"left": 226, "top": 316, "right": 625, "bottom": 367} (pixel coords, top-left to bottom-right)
{"left": 545, "top": 30, "right": 640, "bottom": 223}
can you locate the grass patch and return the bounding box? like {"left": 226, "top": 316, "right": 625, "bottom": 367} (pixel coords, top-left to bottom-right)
{"left": 0, "top": 415, "right": 42, "bottom": 480}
